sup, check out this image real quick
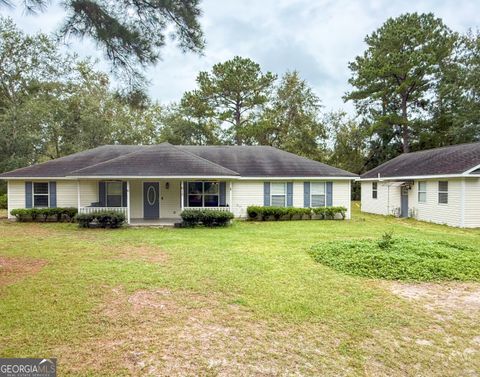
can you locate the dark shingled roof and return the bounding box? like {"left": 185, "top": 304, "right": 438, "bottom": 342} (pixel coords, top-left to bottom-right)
{"left": 0, "top": 145, "right": 143, "bottom": 177}
{"left": 361, "top": 142, "right": 480, "bottom": 179}
{"left": 71, "top": 144, "right": 239, "bottom": 177}
{"left": 0, "top": 142, "right": 357, "bottom": 178}
{"left": 180, "top": 145, "right": 356, "bottom": 177}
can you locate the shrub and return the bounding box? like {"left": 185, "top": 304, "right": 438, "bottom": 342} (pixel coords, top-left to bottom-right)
{"left": 309, "top": 238, "right": 480, "bottom": 281}
{"left": 10, "top": 208, "right": 30, "bottom": 221}
{"left": 247, "top": 206, "right": 347, "bottom": 221}
{"left": 76, "top": 211, "right": 125, "bottom": 229}
{"left": 10, "top": 207, "right": 78, "bottom": 222}
{"left": 378, "top": 231, "right": 394, "bottom": 250}
{"left": 0, "top": 194, "right": 7, "bottom": 209}
{"left": 180, "top": 209, "right": 234, "bottom": 227}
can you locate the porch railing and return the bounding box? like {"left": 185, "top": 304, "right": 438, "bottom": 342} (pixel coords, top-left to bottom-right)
{"left": 78, "top": 207, "right": 128, "bottom": 216}
{"left": 183, "top": 206, "right": 231, "bottom": 212}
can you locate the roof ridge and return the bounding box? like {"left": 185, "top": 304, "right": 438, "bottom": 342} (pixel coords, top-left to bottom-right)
{"left": 68, "top": 145, "right": 158, "bottom": 175}
{"left": 173, "top": 145, "right": 240, "bottom": 175}
{"left": 404, "top": 141, "right": 480, "bottom": 155}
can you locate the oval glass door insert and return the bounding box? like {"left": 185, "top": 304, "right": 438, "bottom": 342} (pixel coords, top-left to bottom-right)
{"left": 147, "top": 186, "right": 157, "bottom": 205}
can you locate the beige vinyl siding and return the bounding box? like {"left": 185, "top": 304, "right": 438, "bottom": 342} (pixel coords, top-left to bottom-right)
{"left": 56, "top": 181, "right": 78, "bottom": 207}
{"left": 79, "top": 180, "right": 98, "bottom": 207}
{"left": 460, "top": 178, "right": 480, "bottom": 228}
{"left": 7, "top": 180, "right": 25, "bottom": 219}
{"left": 129, "top": 180, "right": 143, "bottom": 219}
{"left": 408, "top": 179, "right": 462, "bottom": 227}
{"left": 293, "top": 182, "right": 303, "bottom": 207}
{"left": 160, "top": 180, "right": 181, "bottom": 218}
{"left": 231, "top": 181, "right": 264, "bottom": 218}
{"left": 332, "top": 181, "right": 352, "bottom": 219}
{"left": 361, "top": 181, "right": 401, "bottom": 216}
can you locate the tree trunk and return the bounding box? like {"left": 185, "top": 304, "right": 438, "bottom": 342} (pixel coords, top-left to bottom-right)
{"left": 234, "top": 102, "right": 242, "bottom": 145}
{"left": 401, "top": 97, "right": 409, "bottom": 153}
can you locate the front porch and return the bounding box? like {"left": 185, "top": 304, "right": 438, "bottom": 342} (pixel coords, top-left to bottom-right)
{"left": 76, "top": 179, "right": 233, "bottom": 225}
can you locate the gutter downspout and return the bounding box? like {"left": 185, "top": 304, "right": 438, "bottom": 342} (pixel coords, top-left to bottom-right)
{"left": 77, "top": 181, "right": 81, "bottom": 210}
{"left": 127, "top": 180, "right": 131, "bottom": 225}
{"left": 460, "top": 178, "right": 466, "bottom": 228}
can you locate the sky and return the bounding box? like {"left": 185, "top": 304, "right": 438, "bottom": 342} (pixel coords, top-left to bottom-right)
{"left": 3, "top": 0, "right": 480, "bottom": 113}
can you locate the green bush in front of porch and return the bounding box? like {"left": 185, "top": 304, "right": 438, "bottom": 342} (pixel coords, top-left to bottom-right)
{"left": 76, "top": 210, "right": 126, "bottom": 228}
{"left": 180, "top": 209, "right": 234, "bottom": 227}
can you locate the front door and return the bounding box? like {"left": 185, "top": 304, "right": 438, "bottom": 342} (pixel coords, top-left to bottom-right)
{"left": 143, "top": 182, "right": 160, "bottom": 219}
{"left": 400, "top": 186, "right": 409, "bottom": 218}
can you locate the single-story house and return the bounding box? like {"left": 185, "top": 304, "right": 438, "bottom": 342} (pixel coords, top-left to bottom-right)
{"left": 0, "top": 143, "right": 356, "bottom": 225}
{"left": 359, "top": 142, "right": 480, "bottom": 228}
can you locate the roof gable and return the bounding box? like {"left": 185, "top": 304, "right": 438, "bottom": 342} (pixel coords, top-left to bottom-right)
{"left": 70, "top": 143, "right": 239, "bottom": 177}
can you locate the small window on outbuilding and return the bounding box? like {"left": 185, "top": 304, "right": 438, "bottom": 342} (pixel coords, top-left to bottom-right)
{"left": 372, "top": 182, "right": 378, "bottom": 199}
{"left": 418, "top": 181, "right": 427, "bottom": 203}
{"left": 438, "top": 181, "right": 448, "bottom": 204}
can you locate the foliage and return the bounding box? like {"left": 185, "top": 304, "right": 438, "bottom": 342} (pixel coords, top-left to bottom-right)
{"left": 75, "top": 210, "right": 125, "bottom": 228}
{"left": 345, "top": 13, "right": 455, "bottom": 153}
{"left": 326, "top": 111, "right": 367, "bottom": 175}
{"left": 180, "top": 209, "right": 234, "bottom": 227}
{"left": 377, "top": 231, "right": 394, "bottom": 249}
{"left": 246, "top": 206, "right": 347, "bottom": 221}
{"left": 10, "top": 207, "right": 78, "bottom": 222}
{"left": 180, "top": 56, "right": 277, "bottom": 144}
{"left": 1, "top": 0, "right": 204, "bottom": 85}
{"left": 258, "top": 71, "right": 326, "bottom": 160}
{"left": 0, "top": 194, "right": 6, "bottom": 209}
{"left": 310, "top": 237, "right": 480, "bottom": 281}
{"left": 0, "top": 18, "right": 162, "bottom": 176}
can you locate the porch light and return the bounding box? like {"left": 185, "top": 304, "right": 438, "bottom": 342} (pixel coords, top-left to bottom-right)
{"left": 165, "top": 182, "right": 170, "bottom": 189}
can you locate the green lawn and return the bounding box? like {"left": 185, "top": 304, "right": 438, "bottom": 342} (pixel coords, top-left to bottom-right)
{"left": 0, "top": 202, "right": 479, "bottom": 376}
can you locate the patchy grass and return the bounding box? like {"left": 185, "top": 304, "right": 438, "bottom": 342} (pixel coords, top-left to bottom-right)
{"left": 0, "top": 209, "right": 7, "bottom": 218}
{"left": 0, "top": 204, "right": 479, "bottom": 375}
{"left": 309, "top": 236, "right": 480, "bottom": 281}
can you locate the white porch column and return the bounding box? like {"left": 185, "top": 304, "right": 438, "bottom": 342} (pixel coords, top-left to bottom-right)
{"left": 180, "top": 181, "right": 184, "bottom": 211}
{"left": 77, "top": 180, "right": 81, "bottom": 209}
{"left": 229, "top": 181, "right": 233, "bottom": 212}
{"left": 127, "top": 180, "right": 131, "bottom": 225}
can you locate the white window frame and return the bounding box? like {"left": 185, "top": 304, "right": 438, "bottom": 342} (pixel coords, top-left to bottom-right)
{"left": 33, "top": 182, "right": 49, "bottom": 208}
{"left": 438, "top": 181, "right": 448, "bottom": 205}
{"left": 310, "top": 182, "right": 326, "bottom": 207}
{"left": 270, "top": 182, "right": 286, "bottom": 207}
{"left": 106, "top": 181, "right": 123, "bottom": 207}
{"left": 372, "top": 182, "right": 378, "bottom": 199}
{"left": 187, "top": 181, "right": 220, "bottom": 207}
{"left": 418, "top": 181, "right": 427, "bottom": 204}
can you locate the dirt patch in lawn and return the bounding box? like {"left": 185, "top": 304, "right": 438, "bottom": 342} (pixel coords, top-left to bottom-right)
{"left": 56, "top": 286, "right": 353, "bottom": 376}
{"left": 0, "top": 256, "right": 47, "bottom": 287}
{"left": 386, "top": 281, "right": 480, "bottom": 320}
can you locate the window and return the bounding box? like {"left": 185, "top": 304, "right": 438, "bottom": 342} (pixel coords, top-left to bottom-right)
{"left": 438, "top": 181, "right": 448, "bottom": 204}
{"left": 106, "top": 181, "right": 123, "bottom": 207}
{"left": 187, "top": 181, "right": 219, "bottom": 207}
{"left": 33, "top": 182, "right": 49, "bottom": 207}
{"left": 271, "top": 182, "right": 286, "bottom": 207}
{"left": 372, "top": 182, "right": 378, "bottom": 199}
{"left": 311, "top": 182, "right": 326, "bottom": 207}
{"left": 418, "top": 181, "right": 427, "bottom": 203}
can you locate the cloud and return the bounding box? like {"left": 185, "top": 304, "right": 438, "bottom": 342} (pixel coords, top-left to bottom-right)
{"left": 3, "top": 0, "right": 479, "bottom": 113}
